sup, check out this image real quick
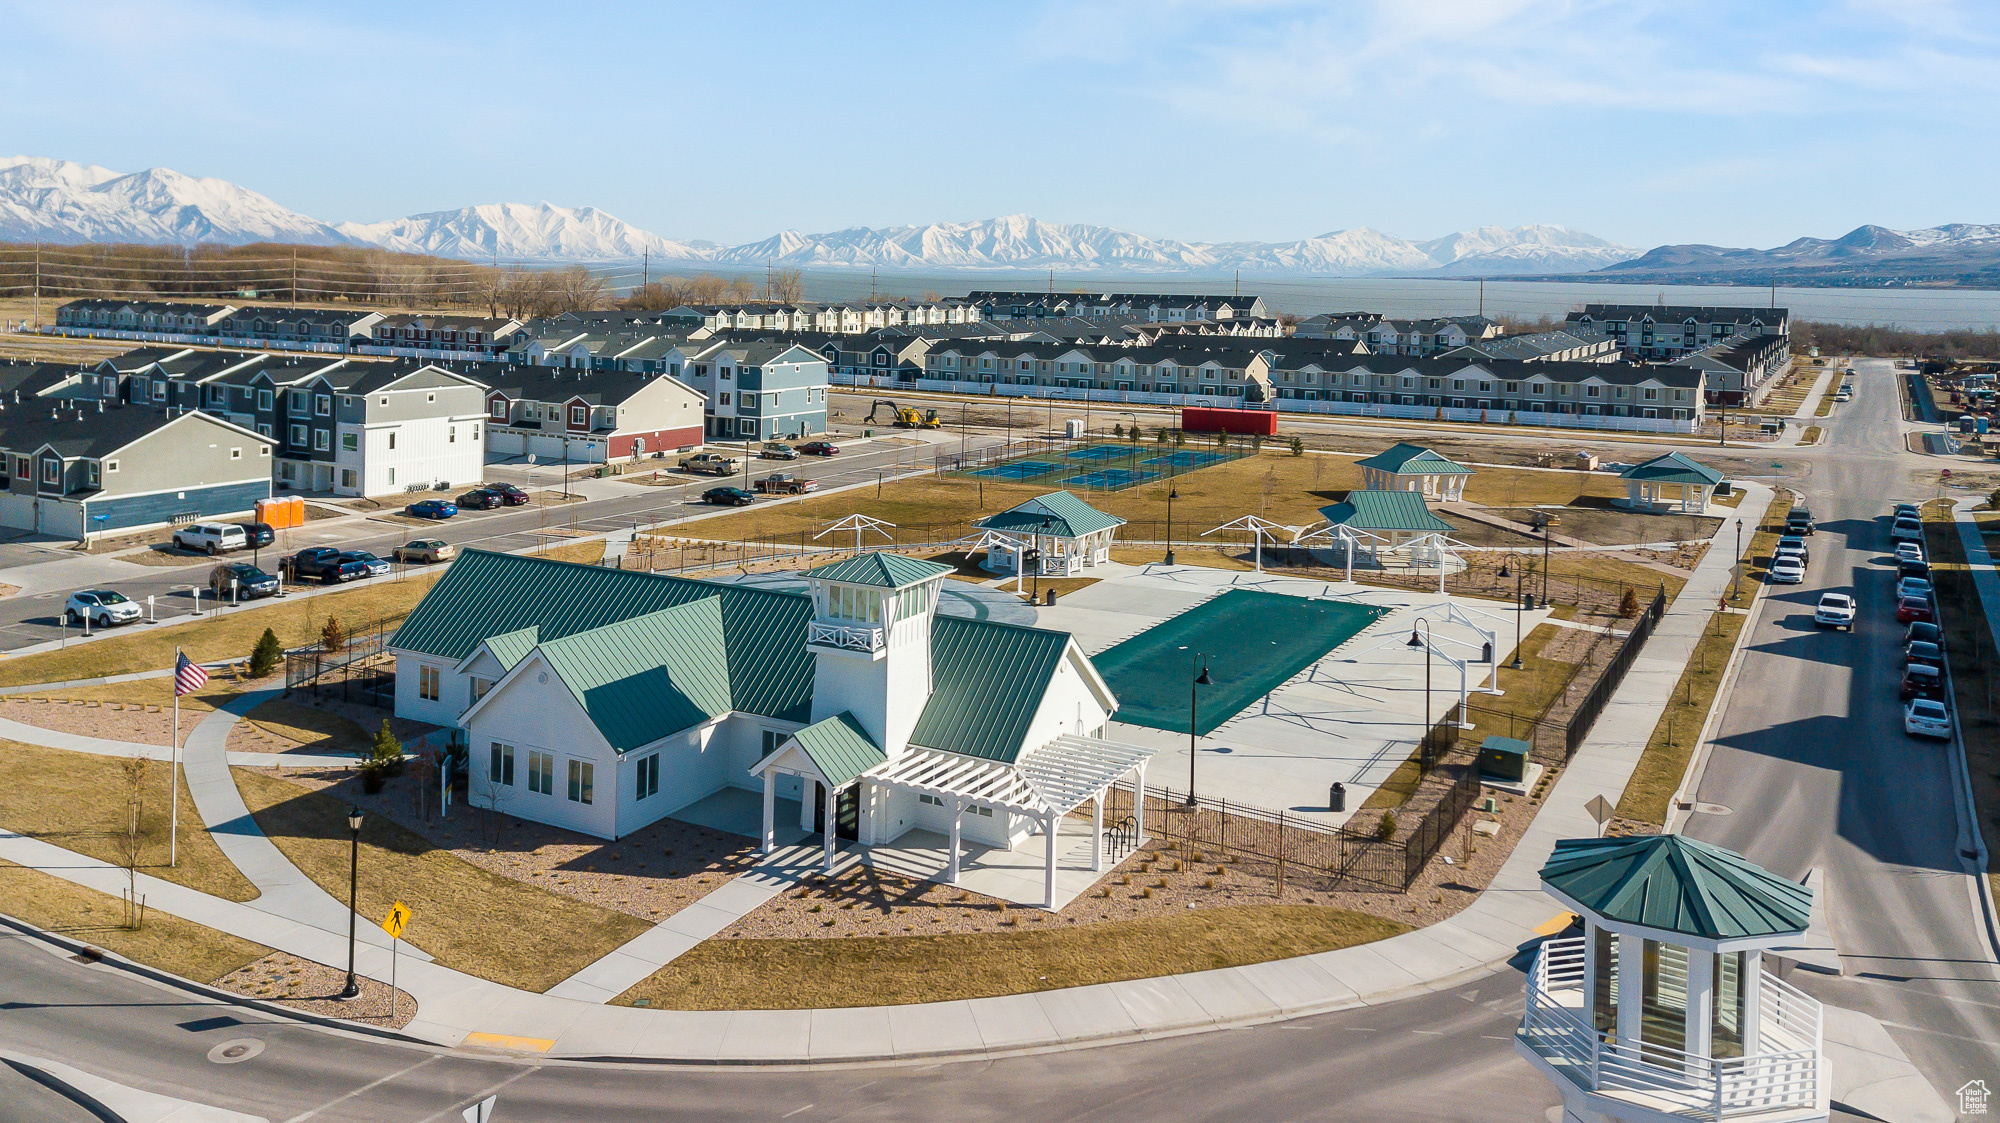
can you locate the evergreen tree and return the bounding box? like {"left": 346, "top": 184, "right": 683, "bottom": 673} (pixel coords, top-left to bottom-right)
{"left": 249, "top": 628, "right": 283, "bottom": 678}
{"left": 320, "top": 616, "right": 346, "bottom": 653}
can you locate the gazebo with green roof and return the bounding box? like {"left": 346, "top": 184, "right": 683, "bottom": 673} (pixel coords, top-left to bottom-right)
{"left": 1355, "top": 442, "right": 1473, "bottom": 502}
{"left": 1517, "top": 834, "right": 1827, "bottom": 1122}
{"left": 1617, "top": 451, "right": 1725, "bottom": 515}
{"left": 973, "top": 490, "right": 1126, "bottom": 582}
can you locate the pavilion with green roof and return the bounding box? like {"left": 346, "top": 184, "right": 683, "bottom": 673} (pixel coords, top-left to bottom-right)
{"left": 973, "top": 490, "right": 1126, "bottom": 582}
{"left": 1616, "top": 451, "right": 1725, "bottom": 515}
{"left": 1517, "top": 834, "right": 1827, "bottom": 1120}
{"left": 1303, "top": 490, "right": 1463, "bottom": 586}
{"left": 1355, "top": 442, "right": 1473, "bottom": 502}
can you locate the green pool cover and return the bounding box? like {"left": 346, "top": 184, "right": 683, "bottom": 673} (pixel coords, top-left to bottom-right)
{"left": 1094, "top": 589, "right": 1387, "bottom": 735}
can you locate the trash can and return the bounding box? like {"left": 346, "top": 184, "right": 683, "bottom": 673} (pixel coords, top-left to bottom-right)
{"left": 1522, "top": 592, "right": 1536, "bottom": 611}
{"left": 1045, "top": 588, "right": 1058, "bottom": 606}
{"left": 1329, "top": 782, "right": 1346, "bottom": 812}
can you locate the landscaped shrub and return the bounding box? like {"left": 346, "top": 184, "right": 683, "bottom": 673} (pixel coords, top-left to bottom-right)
{"left": 1376, "top": 810, "right": 1397, "bottom": 841}
{"left": 248, "top": 628, "right": 283, "bottom": 678}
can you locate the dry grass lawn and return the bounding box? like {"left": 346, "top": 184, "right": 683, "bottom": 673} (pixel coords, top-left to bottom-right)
{"left": 233, "top": 768, "right": 652, "bottom": 992}
{"left": 1614, "top": 611, "right": 1749, "bottom": 827}
{"left": 0, "top": 740, "right": 257, "bottom": 901}
{"left": 528, "top": 539, "right": 610, "bottom": 565}
{"left": 615, "top": 904, "right": 1409, "bottom": 1009}
{"left": 0, "top": 574, "right": 445, "bottom": 688}
{"left": 0, "top": 859, "right": 269, "bottom": 983}
{"left": 241, "top": 698, "right": 372, "bottom": 755}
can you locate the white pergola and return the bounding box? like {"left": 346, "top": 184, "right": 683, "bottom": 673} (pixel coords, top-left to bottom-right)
{"left": 815, "top": 513, "right": 896, "bottom": 553}
{"left": 1292, "top": 522, "right": 1390, "bottom": 581}
{"left": 1201, "top": 515, "right": 1302, "bottom": 573}
{"left": 1379, "top": 531, "right": 1473, "bottom": 594}
{"left": 862, "top": 736, "right": 1154, "bottom": 907}
{"left": 950, "top": 529, "right": 1036, "bottom": 592}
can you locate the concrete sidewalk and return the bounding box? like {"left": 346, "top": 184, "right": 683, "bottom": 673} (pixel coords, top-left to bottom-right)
{"left": 0, "top": 489, "right": 1770, "bottom": 1063}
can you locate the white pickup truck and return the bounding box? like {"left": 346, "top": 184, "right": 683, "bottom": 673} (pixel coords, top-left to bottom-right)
{"left": 1813, "top": 592, "right": 1856, "bottom": 631}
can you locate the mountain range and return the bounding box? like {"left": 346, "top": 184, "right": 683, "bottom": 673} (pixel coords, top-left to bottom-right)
{"left": 4, "top": 156, "right": 1997, "bottom": 286}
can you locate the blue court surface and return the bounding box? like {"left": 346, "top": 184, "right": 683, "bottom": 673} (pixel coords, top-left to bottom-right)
{"left": 970, "top": 460, "right": 1059, "bottom": 479}
{"left": 1068, "top": 468, "right": 1159, "bottom": 488}
{"left": 1143, "top": 450, "right": 1228, "bottom": 468}
{"left": 1066, "top": 444, "right": 1146, "bottom": 462}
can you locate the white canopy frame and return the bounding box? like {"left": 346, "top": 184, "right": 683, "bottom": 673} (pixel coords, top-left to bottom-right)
{"left": 1292, "top": 522, "right": 1390, "bottom": 581}
{"left": 815, "top": 513, "right": 897, "bottom": 553}
{"left": 863, "top": 737, "right": 1155, "bottom": 907}
{"left": 1347, "top": 619, "right": 1496, "bottom": 730}
{"left": 1378, "top": 531, "right": 1474, "bottom": 594}
{"left": 1202, "top": 515, "right": 1302, "bottom": 573}
{"left": 1403, "top": 600, "right": 1505, "bottom": 695}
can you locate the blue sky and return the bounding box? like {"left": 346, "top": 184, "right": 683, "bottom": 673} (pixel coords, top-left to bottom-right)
{"left": 5, "top": 0, "right": 1995, "bottom": 248}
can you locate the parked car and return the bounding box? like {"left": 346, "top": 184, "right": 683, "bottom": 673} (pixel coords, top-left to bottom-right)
{"left": 1893, "top": 503, "right": 1922, "bottom": 520}
{"left": 171, "top": 521, "right": 248, "bottom": 555}
{"left": 702, "top": 486, "right": 756, "bottom": 507}
{"left": 391, "top": 539, "right": 455, "bottom": 564}
{"left": 208, "top": 562, "right": 279, "bottom": 600}
{"left": 679, "top": 453, "right": 739, "bottom": 476}
{"left": 759, "top": 443, "right": 800, "bottom": 460}
{"left": 457, "top": 488, "right": 504, "bottom": 510}
{"left": 1785, "top": 507, "right": 1815, "bottom": 536}
{"left": 1774, "top": 536, "right": 1810, "bottom": 564}
{"left": 64, "top": 589, "right": 140, "bottom": 628}
{"left": 339, "top": 550, "right": 391, "bottom": 578}
{"left": 1897, "top": 576, "right": 1935, "bottom": 602}
{"left": 1905, "top": 620, "right": 1943, "bottom": 648}
{"left": 233, "top": 521, "right": 275, "bottom": 548}
{"left": 1905, "top": 640, "right": 1945, "bottom": 671}
{"left": 1895, "top": 541, "right": 1925, "bottom": 564}
{"left": 487, "top": 482, "right": 531, "bottom": 505}
{"left": 798, "top": 441, "right": 840, "bottom": 456}
{"left": 1891, "top": 518, "right": 1924, "bottom": 543}
{"left": 406, "top": 499, "right": 458, "bottom": 520}
{"left": 289, "top": 547, "right": 367, "bottom": 584}
{"left": 1900, "top": 663, "right": 1947, "bottom": 702}
{"left": 1898, "top": 559, "right": 1932, "bottom": 581}
{"left": 1813, "top": 592, "right": 1856, "bottom": 631}
{"left": 1897, "top": 595, "right": 1936, "bottom": 624}
{"left": 1905, "top": 697, "right": 1953, "bottom": 740}
{"left": 1768, "top": 555, "right": 1806, "bottom": 584}
{"left": 754, "top": 473, "right": 820, "bottom": 495}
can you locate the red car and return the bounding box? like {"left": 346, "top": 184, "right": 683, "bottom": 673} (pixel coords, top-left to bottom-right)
{"left": 798, "top": 441, "right": 840, "bottom": 456}
{"left": 1896, "top": 596, "right": 1935, "bottom": 624}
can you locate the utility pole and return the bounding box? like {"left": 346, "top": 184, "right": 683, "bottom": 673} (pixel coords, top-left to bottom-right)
{"left": 870, "top": 266, "right": 877, "bottom": 301}
{"left": 643, "top": 250, "right": 649, "bottom": 290}
{"left": 1234, "top": 269, "right": 1239, "bottom": 299}
{"left": 1479, "top": 278, "right": 1484, "bottom": 318}
{"left": 32, "top": 239, "right": 40, "bottom": 329}
{"left": 291, "top": 247, "right": 298, "bottom": 301}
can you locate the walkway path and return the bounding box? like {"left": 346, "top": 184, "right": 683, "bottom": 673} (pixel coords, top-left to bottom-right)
{"left": 1792, "top": 361, "right": 1842, "bottom": 420}
{"left": 0, "top": 488, "right": 1776, "bottom": 1062}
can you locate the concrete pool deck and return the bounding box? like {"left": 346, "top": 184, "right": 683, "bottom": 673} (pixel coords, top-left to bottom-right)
{"left": 1030, "top": 562, "right": 1553, "bottom": 829}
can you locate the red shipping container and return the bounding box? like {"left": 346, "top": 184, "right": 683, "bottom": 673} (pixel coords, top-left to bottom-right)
{"left": 1181, "top": 407, "right": 1277, "bottom": 436}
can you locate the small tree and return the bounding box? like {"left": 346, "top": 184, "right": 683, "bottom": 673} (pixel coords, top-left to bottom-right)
{"left": 1376, "top": 809, "right": 1397, "bottom": 841}
{"left": 114, "top": 756, "right": 150, "bottom": 928}
{"left": 1215, "top": 432, "right": 1230, "bottom": 452}
{"left": 1618, "top": 586, "right": 1641, "bottom": 619}
{"left": 249, "top": 627, "right": 283, "bottom": 678}
{"left": 320, "top": 615, "right": 346, "bottom": 653}
{"left": 1172, "top": 428, "right": 1186, "bottom": 448}
{"left": 1111, "top": 422, "right": 1125, "bottom": 439}
{"left": 361, "top": 720, "right": 404, "bottom": 793}
{"left": 1154, "top": 426, "right": 1170, "bottom": 445}
{"left": 1289, "top": 435, "right": 1305, "bottom": 457}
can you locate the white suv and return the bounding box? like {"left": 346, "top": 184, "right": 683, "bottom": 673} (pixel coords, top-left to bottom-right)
{"left": 171, "top": 522, "right": 248, "bottom": 555}
{"left": 1813, "top": 592, "right": 1856, "bottom": 631}
{"left": 1905, "top": 698, "right": 1952, "bottom": 740}
{"left": 64, "top": 589, "right": 141, "bottom": 628}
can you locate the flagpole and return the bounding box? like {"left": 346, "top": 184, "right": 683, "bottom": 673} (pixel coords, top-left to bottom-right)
{"left": 171, "top": 647, "right": 181, "bottom": 868}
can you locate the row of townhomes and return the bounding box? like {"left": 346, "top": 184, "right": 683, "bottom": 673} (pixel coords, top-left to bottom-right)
{"left": 967, "top": 291, "right": 1274, "bottom": 323}
{"left": 51, "top": 300, "right": 526, "bottom": 358}
{"left": 1440, "top": 327, "right": 1620, "bottom": 364}
{"left": 1565, "top": 303, "right": 1792, "bottom": 405}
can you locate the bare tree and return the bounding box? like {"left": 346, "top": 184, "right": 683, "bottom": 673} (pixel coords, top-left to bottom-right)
{"left": 546, "top": 265, "right": 609, "bottom": 315}
{"left": 114, "top": 756, "right": 150, "bottom": 929}
{"left": 769, "top": 268, "right": 805, "bottom": 303}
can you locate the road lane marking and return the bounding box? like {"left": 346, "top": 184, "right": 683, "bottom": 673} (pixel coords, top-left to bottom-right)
{"left": 279, "top": 1054, "right": 438, "bottom": 1123}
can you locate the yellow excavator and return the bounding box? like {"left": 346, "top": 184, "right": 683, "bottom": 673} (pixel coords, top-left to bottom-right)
{"left": 867, "top": 399, "right": 942, "bottom": 429}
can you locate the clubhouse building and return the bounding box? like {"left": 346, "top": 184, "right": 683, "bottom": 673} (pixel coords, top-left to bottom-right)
{"left": 390, "top": 540, "right": 1154, "bottom": 906}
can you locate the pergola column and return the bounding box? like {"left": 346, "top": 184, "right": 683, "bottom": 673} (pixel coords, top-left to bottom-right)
{"left": 946, "top": 798, "right": 964, "bottom": 884}
{"left": 1616, "top": 933, "right": 1645, "bottom": 1046}
{"left": 760, "top": 768, "right": 776, "bottom": 855}
{"left": 1132, "top": 763, "right": 1146, "bottom": 841}
{"left": 821, "top": 782, "right": 836, "bottom": 873}
{"left": 1091, "top": 794, "right": 1103, "bottom": 872}
{"left": 1684, "top": 945, "right": 1715, "bottom": 1068}
{"left": 1742, "top": 950, "right": 1764, "bottom": 1050}
{"left": 1044, "top": 810, "right": 1059, "bottom": 908}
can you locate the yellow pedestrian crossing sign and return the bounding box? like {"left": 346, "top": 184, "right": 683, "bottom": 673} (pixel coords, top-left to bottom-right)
{"left": 381, "top": 901, "right": 412, "bottom": 940}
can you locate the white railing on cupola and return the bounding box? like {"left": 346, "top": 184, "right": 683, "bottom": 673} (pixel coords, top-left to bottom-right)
{"left": 1520, "top": 936, "right": 1822, "bottom": 1120}
{"left": 807, "top": 621, "right": 885, "bottom": 653}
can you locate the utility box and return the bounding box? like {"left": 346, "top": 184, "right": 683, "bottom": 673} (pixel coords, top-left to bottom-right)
{"left": 1573, "top": 451, "right": 1599, "bottom": 472}
{"left": 1477, "top": 735, "right": 1530, "bottom": 784}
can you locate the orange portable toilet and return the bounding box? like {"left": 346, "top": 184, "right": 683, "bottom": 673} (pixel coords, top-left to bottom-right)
{"left": 290, "top": 495, "right": 305, "bottom": 528}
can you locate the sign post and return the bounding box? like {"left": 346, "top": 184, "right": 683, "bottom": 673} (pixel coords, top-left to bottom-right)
{"left": 380, "top": 900, "right": 412, "bottom": 1014}
{"left": 463, "top": 1095, "right": 498, "bottom": 1123}
{"left": 1585, "top": 795, "right": 1614, "bottom": 838}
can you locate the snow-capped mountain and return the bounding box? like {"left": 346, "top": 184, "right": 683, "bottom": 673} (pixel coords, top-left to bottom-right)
{"left": 1594, "top": 223, "right": 2000, "bottom": 284}
{"left": 1418, "top": 224, "right": 1639, "bottom": 275}
{"left": 0, "top": 156, "right": 352, "bottom": 246}
{"left": 336, "top": 202, "right": 713, "bottom": 263}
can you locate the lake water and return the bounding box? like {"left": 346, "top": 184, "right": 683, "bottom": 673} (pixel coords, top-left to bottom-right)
{"left": 641, "top": 265, "right": 2000, "bottom": 330}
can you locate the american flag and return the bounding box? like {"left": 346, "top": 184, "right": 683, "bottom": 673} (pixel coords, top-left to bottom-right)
{"left": 174, "top": 652, "right": 209, "bottom": 697}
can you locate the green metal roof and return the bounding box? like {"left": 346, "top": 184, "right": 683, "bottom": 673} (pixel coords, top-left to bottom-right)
{"left": 788, "top": 712, "right": 884, "bottom": 787}
{"left": 534, "top": 602, "right": 733, "bottom": 753}
{"left": 392, "top": 549, "right": 815, "bottom": 723}
{"left": 976, "top": 490, "right": 1126, "bottom": 538}
{"left": 1539, "top": 835, "right": 1812, "bottom": 941}
{"left": 480, "top": 625, "right": 539, "bottom": 672}
{"left": 910, "top": 616, "right": 1072, "bottom": 763}
{"left": 803, "top": 552, "right": 954, "bottom": 589}
{"left": 1317, "top": 490, "right": 1456, "bottom": 534}
{"left": 1354, "top": 442, "right": 1472, "bottom": 476}
{"left": 1619, "top": 451, "right": 1725, "bottom": 487}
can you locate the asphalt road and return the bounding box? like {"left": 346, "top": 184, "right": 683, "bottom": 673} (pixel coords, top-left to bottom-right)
{"left": 0, "top": 933, "right": 1559, "bottom": 1123}
{"left": 0, "top": 433, "right": 974, "bottom": 655}
{"left": 1683, "top": 358, "right": 2000, "bottom": 1102}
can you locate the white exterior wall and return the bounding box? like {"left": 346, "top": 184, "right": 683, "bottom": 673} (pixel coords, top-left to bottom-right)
{"left": 392, "top": 651, "right": 464, "bottom": 727}
{"left": 463, "top": 655, "right": 619, "bottom": 839}
{"left": 615, "top": 721, "right": 726, "bottom": 838}
{"left": 356, "top": 413, "right": 485, "bottom": 496}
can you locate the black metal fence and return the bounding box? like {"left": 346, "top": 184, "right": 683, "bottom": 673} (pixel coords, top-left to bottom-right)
{"left": 284, "top": 626, "right": 394, "bottom": 706}
{"left": 1563, "top": 583, "right": 1668, "bottom": 756}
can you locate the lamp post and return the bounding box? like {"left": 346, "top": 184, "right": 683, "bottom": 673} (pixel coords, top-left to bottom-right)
{"left": 1531, "top": 512, "right": 1551, "bottom": 604}
{"left": 1165, "top": 488, "right": 1179, "bottom": 566}
{"left": 1408, "top": 622, "right": 1436, "bottom": 769}
{"left": 1731, "top": 519, "right": 1742, "bottom": 602}
{"left": 1498, "top": 557, "right": 1524, "bottom": 670}
{"left": 340, "top": 806, "right": 363, "bottom": 1000}
{"left": 1185, "top": 655, "right": 1212, "bottom": 806}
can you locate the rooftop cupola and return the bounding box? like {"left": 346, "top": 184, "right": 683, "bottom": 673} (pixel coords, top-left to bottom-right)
{"left": 801, "top": 551, "right": 954, "bottom": 759}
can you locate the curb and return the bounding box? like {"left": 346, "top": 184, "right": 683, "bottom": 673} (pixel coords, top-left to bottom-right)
{"left": 0, "top": 1051, "right": 122, "bottom": 1123}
